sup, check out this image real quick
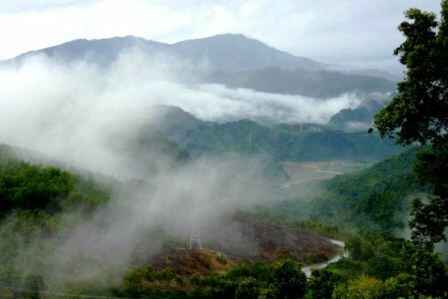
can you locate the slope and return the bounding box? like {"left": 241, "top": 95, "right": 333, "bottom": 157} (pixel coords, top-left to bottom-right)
{"left": 152, "top": 106, "right": 402, "bottom": 162}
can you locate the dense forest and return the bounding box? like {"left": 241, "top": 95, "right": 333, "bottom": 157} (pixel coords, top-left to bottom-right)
{"left": 150, "top": 105, "right": 401, "bottom": 162}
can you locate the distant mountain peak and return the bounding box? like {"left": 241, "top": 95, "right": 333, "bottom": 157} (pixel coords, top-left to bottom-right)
{"left": 174, "top": 33, "right": 258, "bottom": 44}
{"left": 2, "top": 33, "right": 325, "bottom": 72}
{"left": 0, "top": 34, "right": 396, "bottom": 97}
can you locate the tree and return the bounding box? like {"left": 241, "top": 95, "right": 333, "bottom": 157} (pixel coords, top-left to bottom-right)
{"left": 346, "top": 276, "right": 385, "bottom": 299}
{"left": 346, "top": 236, "right": 373, "bottom": 261}
{"left": 410, "top": 147, "right": 448, "bottom": 246}
{"left": 308, "top": 269, "right": 340, "bottom": 299}
{"left": 373, "top": 1, "right": 448, "bottom": 297}
{"left": 24, "top": 275, "right": 45, "bottom": 299}
{"left": 411, "top": 248, "right": 448, "bottom": 298}
{"left": 383, "top": 273, "right": 414, "bottom": 298}
{"left": 332, "top": 276, "right": 386, "bottom": 299}
{"left": 235, "top": 277, "right": 259, "bottom": 299}
{"left": 273, "top": 260, "right": 307, "bottom": 299}
{"left": 374, "top": 0, "right": 448, "bottom": 249}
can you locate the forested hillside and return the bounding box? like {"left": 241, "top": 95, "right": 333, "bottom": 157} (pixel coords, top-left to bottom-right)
{"left": 268, "top": 148, "right": 421, "bottom": 232}
{"left": 152, "top": 106, "right": 401, "bottom": 162}
{"left": 0, "top": 144, "right": 111, "bottom": 215}
{"left": 316, "top": 147, "right": 424, "bottom": 232}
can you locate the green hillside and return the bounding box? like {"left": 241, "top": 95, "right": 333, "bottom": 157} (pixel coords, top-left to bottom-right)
{"left": 153, "top": 106, "right": 402, "bottom": 162}
{"left": 270, "top": 147, "right": 426, "bottom": 234}
{"left": 320, "top": 147, "right": 425, "bottom": 231}
{"left": 0, "top": 144, "right": 111, "bottom": 216}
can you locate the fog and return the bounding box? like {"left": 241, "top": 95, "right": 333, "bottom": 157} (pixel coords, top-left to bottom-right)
{"left": 0, "top": 50, "right": 355, "bottom": 288}
{"left": 0, "top": 155, "right": 277, "bottom": 289}
{"left": 0, "top": 49, "right": 366, "bottom": 176}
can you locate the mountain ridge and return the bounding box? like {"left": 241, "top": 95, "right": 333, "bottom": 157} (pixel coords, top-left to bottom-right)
{"left": 149, "top": 105, "right": 401, "bottom": 161}
{"left": 0, "top": 34, "right": 397, "bottom": 98}
{"left": 2, "top": 33, "right": 324, "bottom": 72}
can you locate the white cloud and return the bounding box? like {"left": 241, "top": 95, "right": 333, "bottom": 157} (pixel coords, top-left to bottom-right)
{"left": 0, "top": 51, "right": 288, "bottom": 283}
{"left": 0, "top": 51, "right": 361, "bottom": 177}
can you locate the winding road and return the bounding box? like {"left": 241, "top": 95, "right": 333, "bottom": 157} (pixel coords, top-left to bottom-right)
{"left": 302, "top": 239, "right": 347, "bottom": 277}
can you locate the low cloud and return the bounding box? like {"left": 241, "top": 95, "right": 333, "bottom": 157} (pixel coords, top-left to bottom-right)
{"left": 0, "top": 49, "right": 361, "bottom": 174}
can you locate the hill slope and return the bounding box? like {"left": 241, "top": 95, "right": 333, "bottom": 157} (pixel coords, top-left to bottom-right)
{"left": 271, "top": 148, "right": 425, "bottom": 233}
{"left": 207, "top": 67, "right": 395, "bottom": 98}
{"left": 151, "top": 106, "right": 401, "bottom": 162}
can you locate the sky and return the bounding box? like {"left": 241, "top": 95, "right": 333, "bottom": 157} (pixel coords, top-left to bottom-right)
{"left": 0, "top": 0, "right": 442, "bottom": 73}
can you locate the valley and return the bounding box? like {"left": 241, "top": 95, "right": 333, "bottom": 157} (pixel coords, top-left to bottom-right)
{"left": 281, "top": 160, "right": 370, "bottom": 189}
{"left": 0, "top": 1, "right": 447, "bottom": 296}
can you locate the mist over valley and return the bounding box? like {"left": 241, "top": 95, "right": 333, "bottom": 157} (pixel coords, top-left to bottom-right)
{"left": 0, "top": 2, "right": 446, "bottom": 297}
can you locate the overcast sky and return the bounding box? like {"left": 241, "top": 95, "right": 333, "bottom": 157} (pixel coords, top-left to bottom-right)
{"left": 0, "top": 0, "right": 442, "bottom": 73}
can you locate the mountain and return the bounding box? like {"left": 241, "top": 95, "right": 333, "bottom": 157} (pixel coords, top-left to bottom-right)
{"left": 1, "top": 34, "right": 396, "bottom": 98}
{"left": 328, "top": 98, "right": 386, "bottom": 131}
{"left": 149, "top": 106, "right": 402, "bottom": 162}
{"left": 3, "top": 34, "right": 324, "bottom": 72}
{"left": 326, "top": 66, "right": 402, "bottom": 82}
{"left": 5, "top": 36, "right": 169, "bottom": 67}
{"left": 171, "top": 34, "right": 324, "bottom": 71}
{"left": 207, "top": 67, "right": 395, "bottom": 98}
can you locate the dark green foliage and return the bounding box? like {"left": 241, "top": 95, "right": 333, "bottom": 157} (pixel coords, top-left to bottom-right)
{"left": 273, "top": 260, "right": 307, "bottom": 299}
{"left": 346, "top": 237, "right": 373, "bottom": 262}
{"left": 0, "top": 158, "right": 111, "bottom": 217}
{"left": 155, "top": 106, "right": 401, "bottom": 163}
{"left": 411, "top": 248, "right": 448, "bottom": 297}
{"left": 410, "top": 195, "right": 448, "bottom": 249}
{"left": 66, "top": 174, "right": 111, "bottom": 210}
{"left": 308, "top": 270, "right": 340, "bottom": 299}
{"left": 177, "top": 120, "right": 400, "bottom": 162}
{"left": 312, "top": 148, "right": 423, "bottom": 232}
{"left": 410, "top": 146, "right": 448, "bottom": 247}
{"left": 328, "top": 233, "right": 448, "bottom": 298}
{"left": 0, "top": 147, "right": 113, "bottom": 292}
{"left": 225, "top": 261, "right": 276, "bottom": 283}
{"left": 24, "top": 275, "right": 46, "bottom": 299}
{"left": 325, "top": 258, "right": 365, "bottom": 282}
{"left": 374, "top": 1, "right": 448, "bottom": 250}
{"left": 266, "top": 148, "right": 423, "bottom": 235}
{"left": 371, "top": 3, "right": 448, "bottom": 297}
{"left": 0, "top": 162, "right": 74, "bottom": 214}
{"left": 119, "top": 260, "right": 308, "bottom": 299}
{"left": 374, "top": 8, "right": 447, "bottom": 146}
{"left": 382, "top": 273, "right": 414, "bottom": 298}
{"left": 235, "top": 277, "right": 259, "bottom": 299}
{"left": 336, "top": 234, "right": 409, "bottom": 280}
